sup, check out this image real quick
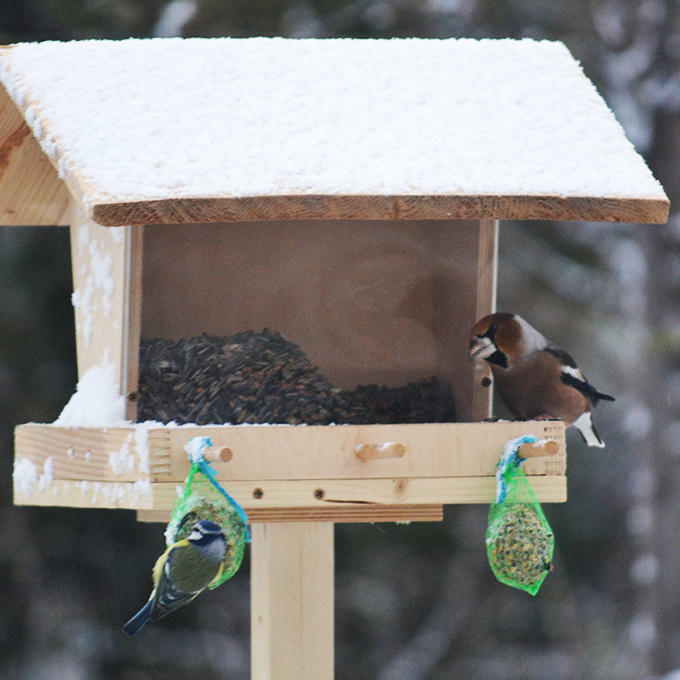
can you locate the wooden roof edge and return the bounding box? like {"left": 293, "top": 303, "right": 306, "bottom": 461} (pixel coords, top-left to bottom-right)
{"left": 0, "top": 81, "right": 98, "bottom": 226}
{"left": 91, "top": 193, "right": 670, "bottom": 227}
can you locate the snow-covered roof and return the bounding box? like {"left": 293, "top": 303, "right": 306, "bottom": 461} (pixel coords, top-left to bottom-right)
{"left": 0, "top": 37, "right": 669, "bottom": 225}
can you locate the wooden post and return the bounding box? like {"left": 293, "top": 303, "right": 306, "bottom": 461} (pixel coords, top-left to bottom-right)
{"left": 251, "top": 522, "right": 334, "bottom": 680}
{"left": 68, "top": 200, "right": 143, "bottom": 419}
{"left": 472, "top": 218, "right": 499, "bottom": 420}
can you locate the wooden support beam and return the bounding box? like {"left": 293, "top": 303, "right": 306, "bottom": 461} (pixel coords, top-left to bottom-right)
{"left": 471, "top": 218, "right": 498, "bottom": 420}
{"left": 251, "top": 522, "right": 334, "bottom": 680}
{"left": 68, "top": 201, "right": 142, "bottom": 405}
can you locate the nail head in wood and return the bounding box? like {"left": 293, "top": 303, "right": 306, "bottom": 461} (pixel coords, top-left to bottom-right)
{"left": 355, "top": 442, "right": 406, "bottom": 461}
{"left": 518, "top": 439, "right": 559, "bottom": 459}
{"left": 253, "top": 487, "right": 264, "bottom": 499}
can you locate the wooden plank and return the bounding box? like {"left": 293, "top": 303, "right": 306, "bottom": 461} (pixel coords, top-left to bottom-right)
{"left": 161, "top": 420, "right": 566, "bottom": 482}
{"left": 15, "top": 474, "right": 565, "bottom": 511}
{"left": 91, "top": 193, "right": 669, "bottom": 227}
{"left": 69, "top": 201, "right": 139, "bottom": 399}
{"left": 14, "top": 424, "right": 171, "bottom": 482}
{"left": 14, "top": 421, "right": 566, "bottom": 516}
{"left": 13, "top": 478, "right": 154, "bottom": 510}
{"left": 0, "top": 85, "right": 69, "bottom": 226}
{"left": 15, "top": 420, "right": 566, "bottom": 483}
{"left": 0, "top": 69, "right": 105, "bottom": 222}
{"left": 124, "top": 225, "right": 144, "bottom": 420}
{"left": 137, "top": 504, "right": 444, "bottom": 524}
{"left": 471, "top": 218, "right": 498, "bottom": 420}
{"left": 476, "top": 219, "right": 499, "bottom": 321}
{"left": 251, "top": 523, "right": 334, "bottom": 680}
{"left": 150, "top": 475, "right": 567, "bottom": 509}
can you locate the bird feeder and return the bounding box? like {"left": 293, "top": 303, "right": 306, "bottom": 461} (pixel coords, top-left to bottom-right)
{"left": 2, "top": 37, "right": 667, "bottom": 679}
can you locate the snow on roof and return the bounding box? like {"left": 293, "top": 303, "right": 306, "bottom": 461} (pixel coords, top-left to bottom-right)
{"left": 0, "top": 37, "right": 668, "bottom": 224}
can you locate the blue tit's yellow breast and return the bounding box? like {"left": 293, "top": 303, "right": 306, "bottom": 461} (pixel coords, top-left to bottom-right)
{"left": 168, "top": 543, "right": 224, "bottom": 593}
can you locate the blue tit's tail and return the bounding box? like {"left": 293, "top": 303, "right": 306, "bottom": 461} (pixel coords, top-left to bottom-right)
{"left": 123, "top": 600, "right": 153, "bottom": 637}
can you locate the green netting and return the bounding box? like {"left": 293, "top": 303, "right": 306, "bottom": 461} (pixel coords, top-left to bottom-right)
{"left": 486, "top": 462, "right": 554, "bottom": 595}
{"left": 166, "top": 463, "right": 248, "bottom": 588}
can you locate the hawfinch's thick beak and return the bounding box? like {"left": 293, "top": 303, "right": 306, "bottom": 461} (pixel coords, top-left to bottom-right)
{"left": 469, "top": 336, "right": 496, "bottom": 361}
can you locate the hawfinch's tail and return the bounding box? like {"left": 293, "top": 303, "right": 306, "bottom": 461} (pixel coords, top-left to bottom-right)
{"left": 573, "top": 411, "right": 605, "bottom": 448}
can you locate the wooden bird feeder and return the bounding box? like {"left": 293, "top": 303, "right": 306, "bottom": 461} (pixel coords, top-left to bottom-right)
{"left": 2, "top": 37, "right": 667, "bottom": 679}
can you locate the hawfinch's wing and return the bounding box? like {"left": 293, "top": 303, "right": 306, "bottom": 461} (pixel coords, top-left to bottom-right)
{"left": 544, "top": 345, "right": 614, "bottom": 406}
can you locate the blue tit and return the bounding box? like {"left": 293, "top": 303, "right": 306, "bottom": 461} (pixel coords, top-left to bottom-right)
{"left": 123, "top": 519, "right": 226, "bottom": 637}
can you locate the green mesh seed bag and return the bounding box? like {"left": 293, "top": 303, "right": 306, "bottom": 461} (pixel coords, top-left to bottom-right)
{"left": 486, "top": 459, "right": 554, "bottom": 596}
{"left": 166, "top": 461, "right": 249, "bottom": 589}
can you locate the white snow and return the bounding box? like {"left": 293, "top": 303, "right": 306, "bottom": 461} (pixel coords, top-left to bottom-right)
{"left": 14, "top": 457, "right": 38, "bottom": 496}
{"left": 134, "top": 424, "right": 151, "bottom": 474}
{"left": 38, "top": 456, "right": 54, "bottom": 492}
{"left": 14, "top": 456, "right": 58, "bottom": 498}
{"left": 0, "top": 37, "right": 666, "bottom": 205}
{"left": 71, "top": 222, "right": 116, "bottom": 346}
{"left": 109, "top": 432, "right": 136, "bottom": 475}
{"left": 54, "top": 364, "right": 127, "bottom": 427}
{"left": 71, "top": 275, "right": 95, "bottom": 346}
{"left": 184, "top": 435, "right": 212, "bottom": 464}
{"left": 107, "top": 423, "right": 151, "bottom": 477}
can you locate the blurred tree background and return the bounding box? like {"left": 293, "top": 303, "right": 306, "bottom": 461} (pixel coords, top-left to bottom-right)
{"left": 2, "top": 1, "right": 680, "bottom": 678}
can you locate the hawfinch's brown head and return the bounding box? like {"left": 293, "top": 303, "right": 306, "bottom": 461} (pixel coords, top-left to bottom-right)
{"left": 469, "top": 312, "right": 547, "bottom": 368}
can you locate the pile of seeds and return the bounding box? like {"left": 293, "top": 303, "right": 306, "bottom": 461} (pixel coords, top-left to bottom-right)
{"left": 136, "top": 329, "right": 457, "bottom": 426}
{"left": 486, "top": 503, "right": 553, "bottom": 589}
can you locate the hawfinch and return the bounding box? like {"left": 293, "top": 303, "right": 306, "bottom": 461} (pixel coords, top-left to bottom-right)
{"left": 469, "top": 312, "right": 614, "bottom": 447}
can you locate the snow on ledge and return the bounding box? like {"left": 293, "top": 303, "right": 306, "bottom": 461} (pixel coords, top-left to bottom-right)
{"left": 0, "top": 37, "right": 666, "bottom": 206}
{"left": 53, "top": 364, "right": 127, "bottom": 427}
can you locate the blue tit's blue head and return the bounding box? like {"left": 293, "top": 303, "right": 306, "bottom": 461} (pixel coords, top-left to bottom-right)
{"left": 188, "top": 520, "right": 227, "bottom": 562}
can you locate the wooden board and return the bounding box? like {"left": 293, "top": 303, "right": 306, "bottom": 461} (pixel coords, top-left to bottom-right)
{"left": 90, "top": 193, "right": 670, "bottom": 226}
{"left": 69, "top": 201, "right": 142, "bottom": 405}
{"left": 125, "top": 225, "right": 144, "bottom": 420}
{"left": 13, "top": 475, "right": 564, "bottom": 516}
{"left": 148, "top": 475, "right": 566, "bottom": 507}
{"left": 137, "top": 505, "right": 444, "bottom": 524}
{"left": 16, "top": 421, "right": 566, "bottom": 482}
{"left": 251, "top": 523, "right": 334, "bottom": 680}
{"left": 0, "top": 86, "right": 69, "bottom": 226}
{"left": 142, "top": 219, "right": 486, "bottom": 421}
{"left": 14, "top": 420, "right": 567, "bottom": 520}
{"left": 472, "top": 218, "right": 498, "bottom": 420}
